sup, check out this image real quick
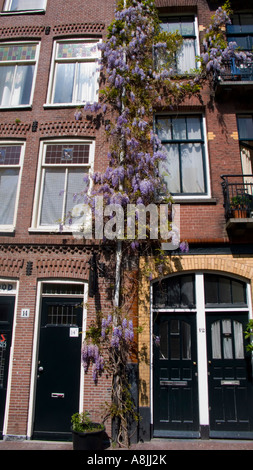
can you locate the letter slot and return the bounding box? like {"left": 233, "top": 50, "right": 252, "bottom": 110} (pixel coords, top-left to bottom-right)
{"left": 51, "top": 392, "right": 65, "bottom": 398}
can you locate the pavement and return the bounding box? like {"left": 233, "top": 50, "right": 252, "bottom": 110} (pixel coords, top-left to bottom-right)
{"left": 0, "top": 438, "right": 253, "bottom": 451}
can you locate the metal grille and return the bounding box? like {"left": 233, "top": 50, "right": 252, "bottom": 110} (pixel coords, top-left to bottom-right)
{"left": 47, "top": 303, "right": 78, "bottom": 325}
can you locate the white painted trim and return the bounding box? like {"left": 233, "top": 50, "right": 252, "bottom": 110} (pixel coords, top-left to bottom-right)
{"left": 195, "top": 272, "right": 209, "bottom": 426}
{"left": 1, "top": 278, "right": 19, "bottom": 437}
{"left": 27, "top": 279, "right": 88, "bottom": 438}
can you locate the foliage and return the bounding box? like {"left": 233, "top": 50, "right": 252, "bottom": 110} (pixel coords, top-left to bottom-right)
{"left": 244, "top": 320, "right": 253, "bottom": 352}
{"left": 71, "top": 411, "right": 104, "bottom": 433}
{"left": 82, "top": 310, "right": 138, "bottom": 447}
{"left": 200, "top": 2, "right": 252, "bottom": 78}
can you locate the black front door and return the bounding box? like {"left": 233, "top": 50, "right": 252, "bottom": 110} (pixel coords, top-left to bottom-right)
{"left": 33, "top": 298, "right": 83, "bottom": 441}
{"left": 153, "top": 313, "right": 199, "bottom": 437}
{"left": 0, "top": 297, "right": 15, "bottom": 438}
{"left": 206, "top": 313, "right": 253, "bottom": 437}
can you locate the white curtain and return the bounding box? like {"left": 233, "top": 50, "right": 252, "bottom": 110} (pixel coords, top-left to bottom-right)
{"left": 40, "top": 169, "right": 65, "bottom": 226}
{"left": 177, "top": 39, "right": 196, "bottom": 74}
{"left": 222, "top": 320, "right": 233, "bottom": 359}
{"left": 53, "top": 63, "right": 75, "bottom": 104}
{"left": 233, "top": 321, "right": 244, "bottom": 359}
{"left": 0, "top": 169, "right": 19, "bottom": 225}
{"left": 76, "top": 61, "right": 97, "bottom": 103}
{"left": 181, "top": 143, "right": 205, "bottom": 193}
{"left": 0, "top": 66, "right": 14, "bottom": 106}
{"left": 65, "top": 169, "right": 86, "bottom": 225}
{"left": 211, "top": 321, "right": 222, "bottom": 359}
{"left": 160, "top": 144, "right": 180, "bottom": 193}
{"left": 0, "top": 65, "right": 34, "bottom": 106}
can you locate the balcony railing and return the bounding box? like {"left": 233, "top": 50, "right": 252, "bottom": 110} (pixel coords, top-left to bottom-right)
{"left": 221, "top": 174, "right": 253, "bottom": 220}
{"left": 218, "top": 59, "right": 253, "bottom": 83}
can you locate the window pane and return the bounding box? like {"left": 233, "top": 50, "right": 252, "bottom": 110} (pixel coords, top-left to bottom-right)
{"left": 172, "top": 117, "right": 186, "bottom": 140}
{"left": 40, "top": 169, "right": 65, "bottom": 225}
{"left": 177, "top": 39, "right": 196, "bottom": 73}
{"left": 211, "top": 321, "right": 222, "bottom": 359}
{"left": 159, "top": 321, "right": 168, "bottom": 359}
{"left": 0, "top": 66, "right": 14, "bottom": 106}
{"left": 76, "top": 61, "right": 97, "bottom": 103}
{"left": 205, "top": 275, "right": 219, "bottom": 304}
{"left": 161, "top": 144, "right": 180, "bottom": 193}
{"left": 187, "top": 117, "right": 202, "bottom": 139}
{"left": 233, "top": 321, "right": 244, "bottom": 359}
{"left": 231, "top": 280, "right": 246, "bottom": 304}
{"left": 181, "top": 143, "right": 205, "bottom": 193}
{"left": 11, "top": 65, "right": 34, "bottom": 105}
{"left": 237, "top": 116, "right": 253, "bottom": 140}
{"left": 57, "top": 42, "right": 99, "bottom": 59}
{"left": 219, "top": 277, "right": 231, "bottom": 304}
{"left": 181, "top": 275, "right": 195, "bottom": 307}
{"left": 45, "top": 144, "right": 90, "bottom": 165}
{"left": 182, "top": 321, "right": 191, "bottom": 359}
{"left": 65, "top": 169, "right": 87, "bottom": 224}
{"left": 9, "top": 0, "right": 46, "bottom": 10}
{"left": 0, "top": 44, "right": 37, "bottom": 62}
{"left": 0, "top": 169, "right": 19, "bottom": 224}
{"left": 53, "top": 63, "right": 75, "bottom": 103}
{"left": 156, "top": 118, "right": 172, "bottom": 140}
{"left": 222, "top": 320, "right": 233, "bottom": 359}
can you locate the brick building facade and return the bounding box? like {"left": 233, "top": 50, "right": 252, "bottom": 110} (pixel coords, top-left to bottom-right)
{"left": 0, "top": 0, "right": 253, "bottom": 443}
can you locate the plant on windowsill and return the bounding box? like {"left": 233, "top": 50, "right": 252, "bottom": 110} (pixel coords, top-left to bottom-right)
{"left": 74, "top": 106, "right": 82, "bottom": 121}
{"left": 71, "top": 411, "right": 105, "bottom": 450}
{"left": 230, "top": 195, "right": 248, "bottom": 218}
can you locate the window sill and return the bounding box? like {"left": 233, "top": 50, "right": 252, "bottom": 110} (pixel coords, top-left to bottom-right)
{"left": 0, "top": 10, "right": 45, "bottom": 15}
{"left": 172, "top": 197, "right": 217, "bottom": 204}
{"left": 43, "top": 103, "right": 86, "bottom": 109}
{"left": 0, "top": 227, "right": 15, "bottom": 235}
{"left": 0, "top": 105, "right": 32, "bottom": 111}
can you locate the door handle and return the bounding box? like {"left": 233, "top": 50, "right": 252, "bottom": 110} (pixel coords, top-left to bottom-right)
{"left": 193, "top": 362, "right": 197, "bottom": 366}
{"left": 38, "top": 366, "right": 44, "bottom": 372}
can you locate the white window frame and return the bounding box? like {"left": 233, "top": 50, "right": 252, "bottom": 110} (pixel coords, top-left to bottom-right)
{"left": 30, "top": 139, "right": 95, "bottom": 232}
{"left": 2, "top": 0, "right": 47, "bottom": 13}
{"left": 159, "top": 14, "right": 200, "bottom": 75}
{"left": 45, "top": 39, "right": 101, "bottom": 108}
{"left": 0, "top": 41, "right": 40, "bottom": 109}
{"left": 0, "top": 141, "right": 25, "bottom": 232}
{"left": 155, "top": 113, "right": 211, "bottom": 201}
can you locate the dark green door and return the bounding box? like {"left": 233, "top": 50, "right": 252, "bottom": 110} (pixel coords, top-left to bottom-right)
{"left": 33, "top": 298, "right": 83, "bottom": 441}
{"left": 153, "top": 314, "right": 199, "bottom": 437}
{"left": 0, "top": 297, "right": 15, "bottom": 439}
{"left": 206, "top": 313, "right": 253, "bottom": 437}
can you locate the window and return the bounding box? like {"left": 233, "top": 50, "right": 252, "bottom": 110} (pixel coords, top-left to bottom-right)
{"left": 47, "top": 40, "right": 100, "bottom": 106}
{"left": 227, "top": 13, "right": 253, "bottom": 51}
{"left": 156, "top": 115, "right": 207, "bottom": 195}
{"left": 237, "top": 115, "right": 253, "bottom": 184}
{"left": 0, "top": 143, "right": 24, "bottom": 230}
{"left": 204, "top": 274, "right": 247, "bottom": 306}
{"left": 32, "top": 141, "right": 94, "bottom": 230}
{"left": 153, "top": 274, "right": 195, "bottom": 308}
{"left": 159, "top": 16, "right": 197, "bottom": 74}
{"left": 0, "top": 42, "right": 39, "bottom": 107}
{"left": 3, "top": 0, "right": 46, "bottom": 12}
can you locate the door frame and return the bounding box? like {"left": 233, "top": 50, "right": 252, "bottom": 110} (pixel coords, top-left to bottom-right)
{"left": 151, "top": 271, "right": 253, "bottom": 439}
{"left": 0, "top": 279, "right": 19, "bottom": 438}
{"left": 27, "top": 279, "right": 88, "bottom": 439}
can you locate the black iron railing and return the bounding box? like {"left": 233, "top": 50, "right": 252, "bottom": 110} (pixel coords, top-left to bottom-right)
{"left": 221, "top": 174, "right": 253, "bottom": 220}
{"left": 218, "top": 59, "right": 253, "bottom": 82}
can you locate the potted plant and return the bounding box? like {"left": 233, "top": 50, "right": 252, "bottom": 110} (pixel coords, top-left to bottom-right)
{"left": 71, "top": 411, "right": 106, "bottom": 450}
{"left": 230, "top": 195, "right": 248, "bottom": 218}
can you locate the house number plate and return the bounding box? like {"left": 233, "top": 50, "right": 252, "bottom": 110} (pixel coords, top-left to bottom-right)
{"left": 221, "top": 380, "right": 240, "bottom": 386}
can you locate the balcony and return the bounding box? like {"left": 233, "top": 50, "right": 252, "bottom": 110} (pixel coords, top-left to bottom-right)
{"left": 215, "top": 59, "right": 253, "bottom": 97}
{"left": 221, "top": 174, "right": 253, "bottom": 234}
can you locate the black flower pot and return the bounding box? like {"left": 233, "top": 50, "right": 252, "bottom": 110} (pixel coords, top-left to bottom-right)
{"left": 72, "top": 425, "right": 105, "bottom": 450}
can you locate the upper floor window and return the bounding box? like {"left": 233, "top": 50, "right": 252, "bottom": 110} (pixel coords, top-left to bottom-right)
{"left": 159, "top": 16, "right": 198, "bottom": 74}
{"left": 227, "top": 13, "right": 253, "bottom": 51}
{"left": 0, "top": 143, "right": 24, "bottom": 231}
{"left": 31, "top": 140, "right": 95, "bottom": 231}
{"left": 46, "top": 40, "right": 101, "bottom": 106}
{"left": 3, "top": 0, "right": 46, "bottom": 12}
{"left": 0, "top": 42, "right": 40, "bottom": 108}
{"left": 156, "top": 115, "right": 207, "bottom": 196}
